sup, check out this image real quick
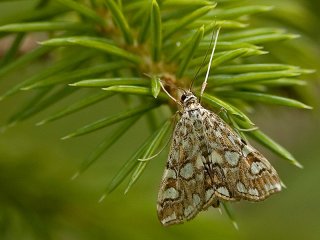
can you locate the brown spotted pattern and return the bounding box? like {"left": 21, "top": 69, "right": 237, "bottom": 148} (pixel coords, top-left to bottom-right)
{"left": 157, "top": 91, "right": 281, "bottom": 226}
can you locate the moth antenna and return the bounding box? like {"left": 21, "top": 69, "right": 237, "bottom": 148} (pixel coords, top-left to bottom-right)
{"left": 159, "top": 81, "right": 183, "bottom": 107}
{"left": 177, "top": 86, "right": 186, "bottom": 93}
{"left": 144, "top": 73, "right": 183, "bottom": 106}
{"left": 189, "top": 31, "right": 214, "bottom": 91}
{"left": 200, "top": 26, "right": 221, "bottom": 98}
{"left": 189, "top": 54, "right": 209, "bottom": 91}
{"left": 189, "top": 23, "right": 218, "bottom": 91}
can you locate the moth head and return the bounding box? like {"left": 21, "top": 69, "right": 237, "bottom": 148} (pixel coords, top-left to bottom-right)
{"left": 180, "top": 91, "right": 198, "bottom": 106}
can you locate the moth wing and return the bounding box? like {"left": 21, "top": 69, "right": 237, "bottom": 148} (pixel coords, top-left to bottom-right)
{"left": 157, "top": 115, "right": 207, "bottom": 226}
{"left": 202, "top": 111, "right": 281, "bottom": 202}
{"left": 235, "top": 144, "right": 282, "bottom": 201}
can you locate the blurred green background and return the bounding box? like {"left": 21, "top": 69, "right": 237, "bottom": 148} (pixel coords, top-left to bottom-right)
{"left": 1, "top": 0, "right": 320, "bottom": 240}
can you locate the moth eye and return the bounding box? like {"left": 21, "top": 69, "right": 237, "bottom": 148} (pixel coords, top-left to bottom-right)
{"left": 181, "top": 94, "right": 187, "bottom": 101}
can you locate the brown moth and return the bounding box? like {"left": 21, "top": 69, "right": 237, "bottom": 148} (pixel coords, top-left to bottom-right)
{"left": 157, "top": 28, "right": 281, "bottom": 226}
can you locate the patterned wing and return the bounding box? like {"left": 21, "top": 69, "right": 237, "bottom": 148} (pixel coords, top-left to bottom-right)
{"left": 202, "top": 110, "right": 281, "bottom": 202}
{"left": 235, "top": 144, "right": 282, "bottom": 201}
{"left": 157, "top": 113, "right": 210, "bottom": 226}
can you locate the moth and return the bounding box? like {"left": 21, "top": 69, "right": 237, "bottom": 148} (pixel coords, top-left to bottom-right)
{"left": 157, "top": 28, "right": 281, "bottom": 226}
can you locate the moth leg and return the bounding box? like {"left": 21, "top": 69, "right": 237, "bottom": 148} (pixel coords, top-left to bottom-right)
{"left": 211, "top": 199, "right": 220, "bottom": 208}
